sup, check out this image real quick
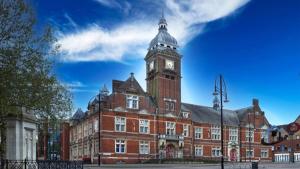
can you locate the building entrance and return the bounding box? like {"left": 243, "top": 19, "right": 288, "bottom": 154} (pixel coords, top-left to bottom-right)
{"left": 230, "top": 149, "right": 237, "bottom": 161}
{"left": 166, "top": 144, "right": 176, "bottom": 159}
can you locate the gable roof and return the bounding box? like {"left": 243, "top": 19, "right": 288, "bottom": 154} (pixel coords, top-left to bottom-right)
{"left": 295, "top": 115, "right": 300, "bottom": 124}
{"left": 182, "top": 103, "right": 240, "bottom": 126}
{"left": 71, "top": 108, "right": 86, "bottom": 121}
{"left": 113, "top": 73, "right": 145, "bottom": 95}
{"left": 235, "top": 106, "right": 253, "bottom": 121}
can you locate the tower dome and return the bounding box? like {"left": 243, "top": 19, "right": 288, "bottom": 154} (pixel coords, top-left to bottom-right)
{"left": 149, "top": 12, "right": 178, "bottom": 50}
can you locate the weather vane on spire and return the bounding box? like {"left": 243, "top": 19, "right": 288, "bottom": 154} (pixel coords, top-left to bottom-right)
{"left": 159, "top": 8, "right": 167, "bottom": 30}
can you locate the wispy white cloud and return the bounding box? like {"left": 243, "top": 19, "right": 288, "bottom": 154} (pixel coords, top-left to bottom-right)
{"left": 95, "top": 0, "right": 121, "bottom": 8}
{"left": 64, "top": 13, "right": 78, "bottom": 29}
{"left": 94, "top": 0, "right": 132, "bottom": 14}
{"left": 56, "top": 0, "right": 250, "bottom": 62}
{"left": 63, "top": 81, "right": 86, "bottom": 88}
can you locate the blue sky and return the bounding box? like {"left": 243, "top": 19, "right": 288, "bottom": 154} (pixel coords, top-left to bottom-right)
{"left": 33, "top": 0, "right": 300, "bottom": 125}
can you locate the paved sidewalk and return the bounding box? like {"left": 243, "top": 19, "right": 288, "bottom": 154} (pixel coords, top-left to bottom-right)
{"left": 84, "top": 162, "right": 300, "bottom": 169}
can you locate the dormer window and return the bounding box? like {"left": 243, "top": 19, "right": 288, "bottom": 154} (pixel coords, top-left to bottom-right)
{"left": 165, "top": 101, "right": 175, "bottom": 111}
{"left": 170, "top": 102, "right": 175, "bottom": 111}
{"left": 182, "top": 111, "right": 189, "bottom": 118}
{"left": 126, "top": 95, "right": 139, "bottom": 109}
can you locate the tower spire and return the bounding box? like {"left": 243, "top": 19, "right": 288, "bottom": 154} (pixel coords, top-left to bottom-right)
{"left": 158, "top": 8, "right": 167, "bottom": 30}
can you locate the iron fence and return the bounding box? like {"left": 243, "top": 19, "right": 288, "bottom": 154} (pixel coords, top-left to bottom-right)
{"left": 0, "top": 159, "right": 83, "bottom": 169}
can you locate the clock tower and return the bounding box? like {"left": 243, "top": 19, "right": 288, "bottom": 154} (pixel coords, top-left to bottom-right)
{"left": 145, "top": 13, "right": 181, "bottom": 115}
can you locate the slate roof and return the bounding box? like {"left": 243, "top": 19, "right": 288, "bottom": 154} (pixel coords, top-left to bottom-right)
{"left": 71, "top": 108, "right": 86, "bottom": 120}
{"left": 149, "top": 14, "right": 178, "bottom": 50}
{"left": 295, "top": 115, "right": 300, "bottom": 123}
{"left": 235, "top": 106, "right": 253, "bottom": 121}
{"left": 182, "top": 103, "right": 240, "bottom": 126}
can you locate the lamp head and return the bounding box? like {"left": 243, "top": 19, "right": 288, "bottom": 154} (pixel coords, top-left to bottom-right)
{"left": 213, "top": 81, "right": 218, "bottom": 96}
{"left": 224, "top": 94, "right": 229, "bottom": 103}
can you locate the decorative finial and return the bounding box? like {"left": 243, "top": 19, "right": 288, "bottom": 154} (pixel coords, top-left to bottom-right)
{"left": 158, "top": 8, "right": 167, "bottom": 30}
{"left": 100, "top": 84, "right": 109, "bottom": 96}
{"left": 130, "top": 72, "right": 135, "bottom": 81}
{"left": 130, "top": 72, "right": 135, "bottom": 87}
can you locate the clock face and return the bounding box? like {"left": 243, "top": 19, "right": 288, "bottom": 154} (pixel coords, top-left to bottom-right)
{"left": 165, "top": 59, "right": 174, "bottom": 70}
{"left": 149, "top": 61, "right": 154, "bottom": 71}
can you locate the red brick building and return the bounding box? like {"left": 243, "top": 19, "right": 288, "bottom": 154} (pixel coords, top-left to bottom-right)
{"left": 272, "top": 116, "right": 300, "bottom": 162}
{"left": 68, "top": 15, "right": 272, "bottom": 164}
{"left": 60, "top": 122, "right": 70, "bottom": 160}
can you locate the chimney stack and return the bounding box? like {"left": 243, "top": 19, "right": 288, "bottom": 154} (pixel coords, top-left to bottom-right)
{"left": 252, "top": 98, "right": 259, "bottom": 106}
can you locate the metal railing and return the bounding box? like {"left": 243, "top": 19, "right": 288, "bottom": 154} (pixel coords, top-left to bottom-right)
{"left": 0, "top": 159, "right": 83, "bottom": 169}
{"left": 158, "top": 134, "right": 184, "bottom": 141}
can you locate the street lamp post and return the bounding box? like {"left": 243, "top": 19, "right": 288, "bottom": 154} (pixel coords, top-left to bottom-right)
{"left": 213, "top": 75, "right": 229, "bottom": 169}
{"left": 98, "top": 90, "right": 101, "bottom": 166}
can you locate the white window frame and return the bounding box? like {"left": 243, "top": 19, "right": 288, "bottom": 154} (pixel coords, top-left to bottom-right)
{"left": 84, "top": 143, "right": 88, "bottom": 156}
{"left": 261, "top": 130, "right": 269, "bottom": 142}
{"left": 115, "top": 140, "right": 126, "bottom": 153}
{"left": 246, "top": 129, "right": 254, "bottom": 142}
{"left": 165, "top": 101, "right": 169, "bottom": 110}
{"left": 94, "top": 140, "right": 99, "bottom": 154}
{"left": 166, "top": 122, "right": 176, "bottom": 135}
{"left": 183, "top": 124, "right": 189, "bottom": 137}
{"left": 211, "top": 125, "right": 221, "bottom": 140}
{"left": 88, "top": 122, "right": 93, "bottom": 135}
{"left": 170, "top": 102, "right": 175, "bottom": 111}
{"left": 195, "top": 146, "right": 203, "bottom": 156}
{"left": 195, "top": 127, "right": 203, "bottom": 139}
{"left": 182, "top": 111, "right": 189, "bottom": 118}
{"left": 212, "top": 147, "right": 221, "bottom": 157}
{"left": 126, "top": 95, "right": 139, "bottom": 109}
{"left": 78, "top": 145, "right": 82, "bottom": 156}
{"left": 165, "top": 101, "right": 175, "bottom": 111}
{"left": 246, "top": 149, "right": 254, "bottom": 158}
{"left": 78, "top": 126, "right": 82, "bottom": 138}
{"left": 229, "top": 128, "right": 238, "bottom": 142}
{"left": 94, "top": 119, "right": 99, "bottom": 132}
{"left": 84, "top": 123, "right": 88, "bottom": 137}
{"left": 139, "top": 141, "right": 150, "bottom": 154}
{"left": 261, "top": 149, "right": 269, "bottom": 158}
{"left": 73, "top": 128, "right": 77, "bottom": 140}
{"left": 115, "top": 117, "right": 126, "bottom": 132}
{"left": 139, "top": 119, "right": 149, "bottom": 134}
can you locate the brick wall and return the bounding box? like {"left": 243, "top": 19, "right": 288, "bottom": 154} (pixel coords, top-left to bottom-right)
{"left": 60, "top": 122, "right": 70, "bottom": 160}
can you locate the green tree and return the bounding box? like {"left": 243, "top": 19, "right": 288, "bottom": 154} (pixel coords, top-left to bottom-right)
{"left": 0, "top": 0, "right": 73, "bottom": 159}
